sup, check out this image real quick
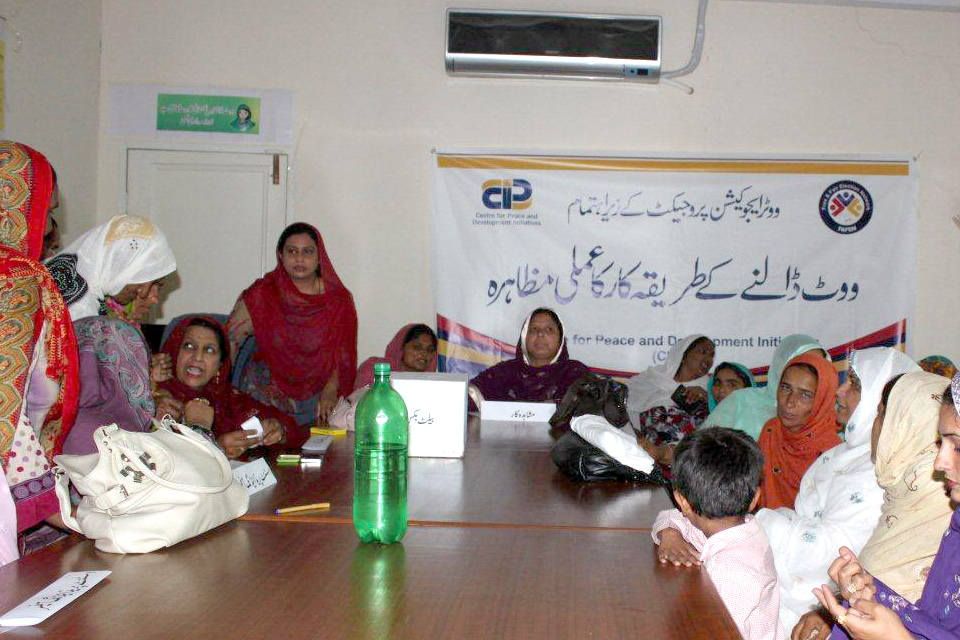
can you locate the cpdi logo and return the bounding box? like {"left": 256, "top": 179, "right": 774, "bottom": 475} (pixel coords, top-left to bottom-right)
{"left": 819, "top": 180, "right": 873, "bottom": 234}
{"left": 482, "top": 178, "right": 532, "bottom": 210}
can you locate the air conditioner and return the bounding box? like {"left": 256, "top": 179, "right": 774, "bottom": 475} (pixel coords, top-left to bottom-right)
{"left": 445, "top": 9, "right": 662, "bottom": 82}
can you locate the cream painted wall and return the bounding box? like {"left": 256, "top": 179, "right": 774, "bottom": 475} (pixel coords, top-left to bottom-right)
{"left": 97, "top": 0, "right": 960, "bottom": 365}
{"left": 1, "top": 0, "right": 100, "bottom": 241}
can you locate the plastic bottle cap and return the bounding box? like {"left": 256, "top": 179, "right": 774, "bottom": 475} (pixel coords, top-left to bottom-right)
{"left": 373, "top": 362, "right": 391, "bottom": 374}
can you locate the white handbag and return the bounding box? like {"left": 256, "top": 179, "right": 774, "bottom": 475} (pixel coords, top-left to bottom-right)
{"left": 53, "top": 417, "right": 249, "bottom": 554}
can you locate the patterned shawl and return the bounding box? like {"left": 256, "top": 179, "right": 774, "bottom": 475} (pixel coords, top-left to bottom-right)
{"left": 242, "top": 225, "right": 358, "bottom": 400}
{"left": 0, "top": 142, "right": 78, "bottom": 530}
{"left": 757, "top": 352, "right": 840, "bottom": 509}
{"left": 158, "top": 315, "right": 302, "bottom": 444}
{"left": 355, "top": 323, "right": 438, "bottom": 390}
{"left": 471, "top": 309, "right": 589, "bottom": 404}
{"left": 0, "top": 141, "right": 54, "bottom": 261}
{"left": 63, "top": 317, "right": 155, "bottom": 455}
{"left": 46, "top": 214, "right": 177, "bottom": 322}
{"left": 858, "top": 371, "right": 954, "bottom": 602}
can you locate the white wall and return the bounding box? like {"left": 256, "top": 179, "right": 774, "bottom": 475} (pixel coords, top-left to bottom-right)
{"left": 1, "top": 0, "right": 100, "bottom": 241}
{"left": 96, "top": 0, "right": 960, "bottom": 364}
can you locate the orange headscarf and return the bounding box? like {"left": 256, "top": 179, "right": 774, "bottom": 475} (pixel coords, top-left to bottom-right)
{"left": 757, "top": 352, "right": 840, "bottom": 509}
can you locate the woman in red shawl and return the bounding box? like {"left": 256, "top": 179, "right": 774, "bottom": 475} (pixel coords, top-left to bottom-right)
{"left": 226, "top": 223, "right": 358, "bottom": 427}
{"left": 355, "top": 324, "right": 438, "bottom": 390}
{"left": 470, "top": 307, "right": 588, "bottom": 405}
{"left": 758, "top": 352, "right": 840, "bottom": 509}
{"left": 0, "top": 141, "right": 78, "bottom": 536}
{"left": 157, "top": 315, "right": 303, "bottom": 459}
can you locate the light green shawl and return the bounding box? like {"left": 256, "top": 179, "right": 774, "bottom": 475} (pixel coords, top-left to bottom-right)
{"left": 703, "top": 334, "right": 823, "bottom": 440}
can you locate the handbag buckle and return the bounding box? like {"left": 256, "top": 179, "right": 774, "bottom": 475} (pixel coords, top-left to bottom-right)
{"left": 119, "top": 466, "right": 144, "bottom": 483}
{"left": 139, "top": 452, "right": 157, "bottom": 471}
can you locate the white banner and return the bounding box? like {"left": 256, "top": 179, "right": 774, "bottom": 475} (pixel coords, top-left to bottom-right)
{"left": 430, "top": 152, "right": 916, "bottom": 378}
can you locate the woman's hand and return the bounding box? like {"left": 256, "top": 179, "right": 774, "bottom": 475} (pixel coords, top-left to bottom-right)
{"left": 684, "top": 386, "right": 707, "bottom": 405}
{"left": 154, "top": 391, "right": 183, "bottom": 421}
{"left": 260, "top": 418, "right": 284, "bottom": 447}
{"left": 637, "top": 437, "right": 675, "bottom": 466}
{"left": 828, "top": 547, "right": 875, "bottom": 606}
{"left": 813, "top": 584, "right": 914, "bottom": 640}
{"left": 656, "top": 527, "right": 701, "bottom": 567}
{"left": 316, "top": 379, "right": 339, "bottom": 424}
{"left": 218, "top": 430, "right": 255, "bottom": 459}
{"left": 791, "top": 609, "right": 831, "bottom": 640}
{"left": 150, "top": 353, "right": 173, "bottom": 383}
{"left": 183, "top": 398, "right": 215, "bottom": 430}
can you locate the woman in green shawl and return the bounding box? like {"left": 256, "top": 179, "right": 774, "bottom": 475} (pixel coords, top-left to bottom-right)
{"left": 707, "top": 362, "right": 755, "bottom": 413}
{"left": 703, "top": 334, "right": 825, "bottom": 440}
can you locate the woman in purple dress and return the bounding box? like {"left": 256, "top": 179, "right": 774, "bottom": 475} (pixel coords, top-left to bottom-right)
{"left": 813, "top": 371, "right": 960, "bottom": 640}
{"left": 470, "top": 307, "right": 588, "bottom": 405}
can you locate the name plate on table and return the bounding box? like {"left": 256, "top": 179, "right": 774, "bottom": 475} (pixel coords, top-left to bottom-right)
{"left": 480, "top": 401, "right": 556, "bottom": 423}
{"left": 230, "top": 457, "right": 277, "bottom": 496}
{"left": 392, "top": 372, "right": 468, "bottom": 458}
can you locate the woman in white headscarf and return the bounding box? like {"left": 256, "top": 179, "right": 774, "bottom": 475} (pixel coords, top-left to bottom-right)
{"left": 625, "top": 334, "right": 715, "bottom": 469}
{"left": 45, "top": 215, "right": 176, "bottom": 325}
{"left": 755, "top": 347, "right": 919, "bottom": 634}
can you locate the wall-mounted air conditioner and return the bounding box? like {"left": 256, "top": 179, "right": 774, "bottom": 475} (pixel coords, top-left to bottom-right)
{"left": 445, "top": 9, "right": 662, "bottom": 82}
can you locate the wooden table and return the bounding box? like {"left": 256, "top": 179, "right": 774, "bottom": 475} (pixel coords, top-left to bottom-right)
{"left": 0, "top": 521, "right": 741, "bottom": 640}
{"left": 246, "top": 419, "right": 674, "bottom": 531}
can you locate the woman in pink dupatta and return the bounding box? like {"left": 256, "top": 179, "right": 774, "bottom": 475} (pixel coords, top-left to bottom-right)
{"left": 0, "top": 141, "right": 79, "bottom": 543}
{"left": 354, "top": 323, "right": 438, "bottom": 390}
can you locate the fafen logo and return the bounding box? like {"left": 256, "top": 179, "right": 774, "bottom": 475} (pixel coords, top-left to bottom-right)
{"left": 482, "top": 178, "right": 533, "bottom": 210}
{"left": 818, "top": 180, "right": 873, "bottom": 234}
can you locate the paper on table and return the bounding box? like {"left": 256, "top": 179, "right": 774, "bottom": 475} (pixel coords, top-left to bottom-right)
{"left": 231, "top": 457, "right": 277, "bottom": 496}
{"left": 480, "top": 401, "right": 556, "bottom": 423}
{"left": 570, "top": 415, "right": 655, "bottom": 473}
{"left": 0, "top": 571, "right": 111, "bottom": 627}
{"left": 301, "top": 435, "right": 333, "bottom": 455}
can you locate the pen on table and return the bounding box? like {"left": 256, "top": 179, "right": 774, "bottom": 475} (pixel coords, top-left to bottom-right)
{"left": 274, "top": 502, "right": 330, "bottom": 515}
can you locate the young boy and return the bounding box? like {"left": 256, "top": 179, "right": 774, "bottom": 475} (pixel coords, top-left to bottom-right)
{"left": 652, "top": 427, "right": 785, "bottom": 640}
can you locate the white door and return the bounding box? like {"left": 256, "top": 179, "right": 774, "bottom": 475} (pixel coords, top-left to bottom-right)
{"left": 126, "top": 149, "right": 287, "bottom": 323}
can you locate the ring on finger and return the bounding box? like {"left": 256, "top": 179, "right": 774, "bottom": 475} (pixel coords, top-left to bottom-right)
{"left": 836, "top": 613, "right": 847, "bottom": 626}
{"left": 846, "top": 582, "right": 859, "bottom": 593}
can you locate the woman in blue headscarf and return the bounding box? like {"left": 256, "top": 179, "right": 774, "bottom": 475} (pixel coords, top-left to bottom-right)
{"left": 703, "top": 334, "right": 826, "bottom": 440}
{"left": 707, "top": 362, "right": 755, "bottom": 413}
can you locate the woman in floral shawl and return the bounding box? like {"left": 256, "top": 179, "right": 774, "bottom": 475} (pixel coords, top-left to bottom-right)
{"left": 62, "top": 316, "right": 155, "bottom": 456}
{"left": 0, "top": 141, "right": 78, "bottom": 538}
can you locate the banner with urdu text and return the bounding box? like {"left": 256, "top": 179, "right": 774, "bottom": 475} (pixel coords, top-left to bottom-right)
{"left": 430, "top": 153, "right": 916, "bottom": 380}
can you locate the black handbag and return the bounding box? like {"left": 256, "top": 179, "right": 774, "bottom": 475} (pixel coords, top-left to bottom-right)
{"left": 549, "top": 373, "right": 666, "bottom": 484}
{"left": 550, "top": 373, "right": 629, "bottom": 431}
{"left": 550, "top": 430, "right": 666, "bottom": 483}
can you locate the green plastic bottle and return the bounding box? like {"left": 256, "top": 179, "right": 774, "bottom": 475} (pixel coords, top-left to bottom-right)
{"left": 353, "top": 362, "right": 409, "bottom": 543}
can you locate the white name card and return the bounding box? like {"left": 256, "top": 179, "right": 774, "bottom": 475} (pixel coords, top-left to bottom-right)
{"left": 392, "top": 372, "right": 469, "bottom": 458}
{"left": 231, "top": 457, "right": 277, "bottom": 496}
{"left": 480, "top": 401, "right": 556, "bottom": 423}
{"left": 0, "top": 571, "right": 111, "bottom": 627}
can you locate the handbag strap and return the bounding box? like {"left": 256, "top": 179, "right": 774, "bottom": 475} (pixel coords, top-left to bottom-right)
{"left": 98, "top": 421, "right": 235, "bottom": 495}
{"left": 53, "top": 467, "right": 83, "bottom": 533}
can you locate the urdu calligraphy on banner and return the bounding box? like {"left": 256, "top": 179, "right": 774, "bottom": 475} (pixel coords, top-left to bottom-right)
{"left": 431, "top": 153, "right": 916, "bottom": 377}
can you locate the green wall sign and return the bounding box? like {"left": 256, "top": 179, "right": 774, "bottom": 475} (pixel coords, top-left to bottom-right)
{"left": 157, "top": 94, "right": 260, "bottom": 134}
